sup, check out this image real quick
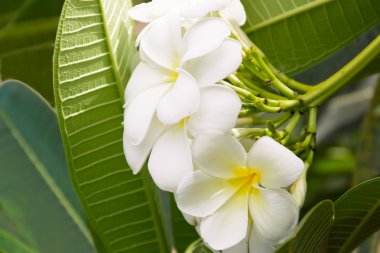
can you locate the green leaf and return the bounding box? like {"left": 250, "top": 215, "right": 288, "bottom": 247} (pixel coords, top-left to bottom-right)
{"left": 355, "top": 80, "right": 380, "bottom": 183}
{"left": 170, "top": 195, "right": 199, "bottom": 252}
{"left": 0, "top": 0, "right": 64, "bottom": 104}
{"left": 184, "top": 239, "right": 214, "bottom": 253}
{"left": 53, "top": 0, "right": 170, "bottom": 252}
{"left": 0, "top": 80, "right": 96, "bottom": 253}
{"left": 327, "top": 177, "right": 380, "bottom": 253}
{"left": 0, "top": 228, "right": 37, "bottom": 253}
{"left": 242, "top": 0, "right": 380, "bottom": 75}
{"left": 275, "top": 200, "right": 334, "bottom": 253}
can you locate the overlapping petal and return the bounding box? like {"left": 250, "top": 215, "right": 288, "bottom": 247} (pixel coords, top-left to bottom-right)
{"left": 148, "top": 124, "right": 193, "bottom": 192}
{"left": 124, "top": 84, "right": 169, "bottom": 145}
{"left": 186, "top": 38, "right": 242, "bottom": 86}
{"left": 139, "top": 13, "right": 182, "bottom": 70}
{"left": 187, "top": 85, "right": 241, "bottom": 137}
{"left": 123, "top": 116, "right": 166, "bottom": 174}
{"left": 248, "top": 227, "right": 276, "bottom": 253}
{"left": 200, "top": 192, "right": 249, "bottom": 250}
{"left": 192, "top": 133, "right": 246, "bottom": 178}
{"left": 124, "top": 62, "right": 173, "bottom": 103}
{"left": 249, "top": 188, "right": 299, "bottom": 243}
{"left": 247, "top": 136, "right": 304, "bottom": 188}
{"left": 157, "top": 70, "right": 200, "bottom": 125}
{"left": 176, "top": 171, "right": 238, "bottom": 217}
{"left": 182, "top": 18, "right": 231, "bottom": 62}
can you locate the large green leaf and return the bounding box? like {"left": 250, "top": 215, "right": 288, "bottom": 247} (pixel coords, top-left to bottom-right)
{"left": 53, "top": 0, "right": 170, "bottom": 252}
{"left": 0, "top": 0, "right": 64, "bottom": 104}
{"left": 0, "top": 80, "right": 95, "bottom": 253}
{"left": 327, "top": 177, "right": 380, "bottom": 253}
{"left": 275, "top": 200, "right": 334, "bottom": 253}
{"left": 242, "top": 0, "right": 380, "bottom": 75}
{"left": 170, "top": 195, "right": 199, "bottom": 252}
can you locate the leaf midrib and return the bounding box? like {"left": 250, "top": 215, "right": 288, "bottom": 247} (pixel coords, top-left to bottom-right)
{"left": 0, "top": 110, "right": 93, "bottom": 247}
{"left": 244, "top": 0, "right": 334, "bottom": 33}
{"left": 337, "top": 190, "right": 380, "bottom": 253}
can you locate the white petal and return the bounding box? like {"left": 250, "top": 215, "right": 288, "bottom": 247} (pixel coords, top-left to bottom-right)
{"left": 157, "top": 70, "right": 200, "bottom": 125}
{"left": 186, "top": 38, "right": 242, "bottom": 86}
{"left": 248, "top": 227, "right": 276, "bottom": 253}
{"left": 176, "top": 171, "right": 237, "bottom": 218}
{"left": 192, "top": 132, "right": 246, "bottom": 178}
{"left": 128, "top": 0, "right": 175, "bottom": 22}
{"left": 247, "top": 136, "right": 304, "bottom": 188}
{"left": 200, "top": 193, "right": 249, "bottom": 250}
{"left": 249, "top": 188, "right": 299, "bottom": 243}
{"left": 148, "top": 124, "right": 193, "bottom": 192}
{"left": 219, "top": 0, "right": 247, "bottom": 26}
{"left": 223, "top": 231, "right": 249, "bottom": 253}
{"left": 182, "top": 18, "right": 231, "bottom": 62}
{"left": 291, "top": 170, "right": 308, "bottom": 208}
{"left": 123, "top": 116, "right": 166, "bottom": 174}
{"left": 181, "top": 0, "right": 232, "bottom": 18}
{"left": 128, "top": 2, "right": 156, "bottom": 23}
{"left": 140, "top": 13, "right": 182, "bottom": 70}
{"left": 124, "top": 84, "right": 169, "bottom": 145}
{"left": 124, "top": 62, "right": 172, "bottom": 103}
{"left": 188, "top": 85, "right": 241, "bottom": 137}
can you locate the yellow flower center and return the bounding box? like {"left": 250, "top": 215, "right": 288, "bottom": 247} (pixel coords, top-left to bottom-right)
{"left": 228, "top": 166, "right": 261, "bottom": 196}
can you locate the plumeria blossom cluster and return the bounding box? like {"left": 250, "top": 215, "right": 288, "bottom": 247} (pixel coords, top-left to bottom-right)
{"left": 123, "top": 0, "right": 305, "bottom": 252}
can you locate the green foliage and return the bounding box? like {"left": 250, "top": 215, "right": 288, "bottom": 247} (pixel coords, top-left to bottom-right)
{"left": 328, "top": 177, "right": 380, "bottom": 253}
{"left": 0, "top": 80, "right": 96, "bottom": 253}
{"left": 355, "top": 80, "right": 380, "bottom": 183}
{"left": 241, "top": 0, "right": 380, "bottom": 75}
{"left": 0, "top": 229, "right": 37, "bottom": 253}
{"left": 53, "top": 0, "right": 170, "bottom": 252}
{"left": 170, "top": 195, "right": 199, "bottom": 252}
{"left": 0, "top": 0, "right": 64, "bottom": 104}
{"left": 275, "top": 200, "right": 334, "bottom": 253}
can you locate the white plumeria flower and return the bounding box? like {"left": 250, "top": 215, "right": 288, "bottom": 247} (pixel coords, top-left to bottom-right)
{"left": 176, "top": 133, "right": 304, "bottom": 251}
{"left": 123, "top": 14, "right": 242, "bottom": 192}
{"left": 124, "top": 85, "right": 241, "bottom": 192}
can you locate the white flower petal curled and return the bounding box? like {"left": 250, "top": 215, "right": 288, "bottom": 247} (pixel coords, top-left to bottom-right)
{"left": 249, "top": 188, "right": 299, "bottom": 243}
{"left": 219, "top": 0, "right": 247, "bottom": 26}
{"left": 191, "top": 133, "right": 247, "bottom": 179}
{"left": 123, "top": 116, "right": 166, "bottom": 174}
{"left": 187, "top": 84, "right": 241, "bottom": 137}
{"left": 182, "top": 18, "right": 231, "bottom": 62}
{"left": 124, "top": 84, "right": 169, "bottom": 145}
{"left": 176, "top": 170, "right": 238, "bottom": 217}
{"left": 247, "top": 136, "right": 304, "bottom": 188}
{"left": 157, "top": 70, "right": 200, "bottom": 125}
{"left": 148, "top": 124, "right": 193, "bottom": 192}
{"left": 200, "top": 191, "right": 249, "bottom": 250}
{"left": 186, "top": 38, "right": 242, "bottom": 86}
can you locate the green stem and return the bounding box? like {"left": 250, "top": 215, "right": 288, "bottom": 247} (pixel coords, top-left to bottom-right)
{"left": 300, "top": 35, "right": 380, "bottom": 107}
